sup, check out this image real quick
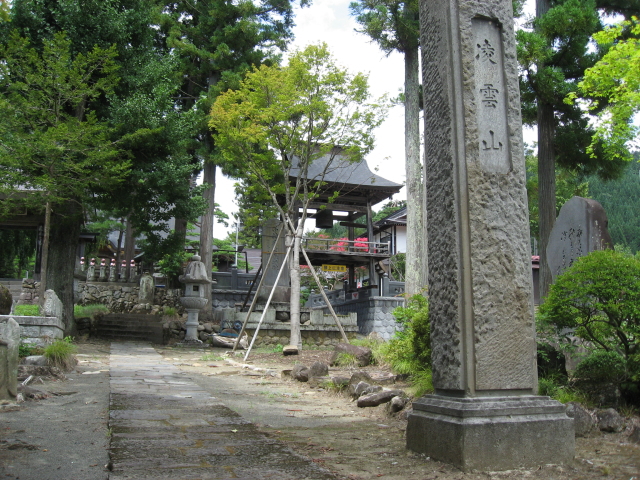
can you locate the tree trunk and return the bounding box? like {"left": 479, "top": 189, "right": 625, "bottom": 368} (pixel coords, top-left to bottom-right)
{"left": 404, "top": 45, "right": 425, "bottom": 296}
{"left": 536, "top": 0, "right": 556, "bottom": 300}
{"left": 47, "top": 200, "right": 82, "bottom": 335}
{"left": 199, "top": 161, "right": 216, "bottom": 322}
{"left": 39, "top": 200, "right": 51, "bottom": 304}
{"left": 288, "top": 225, "right": 302, "bottom": 349}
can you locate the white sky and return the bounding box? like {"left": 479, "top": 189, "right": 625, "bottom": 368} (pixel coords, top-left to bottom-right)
{"left": 213, "top": 0, "right": 537, "bottom": 238}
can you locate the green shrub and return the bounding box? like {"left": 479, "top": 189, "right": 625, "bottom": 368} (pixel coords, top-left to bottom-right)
{"left": 378, "top": 294, "right": 433, "bottom": 396}
{"left": 43, "top": 337, "right": 77, "bottom": 370}
{"left": 14, "top": 304, "right": 40, "bottom": 316}
{"left": 574, "top": 350, "right": 627, "bottom": 384}
{"left": 18, "top": 342, "right": 43, "bottom": 357}
{"left": 74, "top": 304, "right": 109, "bottom": 318}
{"left": 539, "top": 249, "right": 640, "bottom": 397}
{"left": 538, "top": 375, "right": 587, "bottom": 404}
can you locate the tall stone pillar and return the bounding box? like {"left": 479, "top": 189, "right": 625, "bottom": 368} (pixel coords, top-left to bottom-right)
{"left": 406, "top": 0, "right": 574, "bottom": 471}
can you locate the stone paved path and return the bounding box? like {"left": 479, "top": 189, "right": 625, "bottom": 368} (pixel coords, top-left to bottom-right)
{"left": 109, "top": 342, "right": 337, "bottom": 480}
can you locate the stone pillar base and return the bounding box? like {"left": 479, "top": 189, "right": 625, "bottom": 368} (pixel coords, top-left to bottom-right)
{"left": 406, "top": 395, "right": 574, "bottom": 472}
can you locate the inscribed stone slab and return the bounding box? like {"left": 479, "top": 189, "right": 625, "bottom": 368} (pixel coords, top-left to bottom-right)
{"left": 547, "top": 196, "right": 614, "bottom": 280}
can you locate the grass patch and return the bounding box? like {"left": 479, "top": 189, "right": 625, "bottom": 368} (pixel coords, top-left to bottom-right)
{"left": 74, "top": 304, "right": 109, "bottom": 318}
{"left": 43, "top": 337, "right": 77, "bottom": 370}
{"left": 538, "top": 376, "right": 588, "bottom": 404}
{"left": 200, "top": 353, "right": 224, "bottom": 361}
{"left": 351, "top": 337, "right": 385, "bottom": 365}
{"left": 163, "top": 306, "right": 178, "bottom": 316}
{"left": 321, "top": 379, "right": 347, "bottom": 393}
{"left": 14, "top": 304, "right": 40, "bottom": 316}
{"left": 334, "top": 352, "right": 358, "bottom": 368}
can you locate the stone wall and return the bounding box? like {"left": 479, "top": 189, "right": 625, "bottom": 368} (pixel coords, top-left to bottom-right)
{"left": 221, "top": 308, "right": 358, "bottom": 348}
{"left": 211, "top": 290, "right": 252, "bottom": 324}
{"left": 75, "top": 281, "right": 184, "bottom": 314}
{"left": 5, "top": 315, "right": 65, "bottom": 346}
{"left": 330, "top": 297, "right": 404, "bottom": 340}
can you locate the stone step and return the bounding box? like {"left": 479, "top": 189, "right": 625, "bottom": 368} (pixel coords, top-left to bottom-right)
{"left": 93, "top": 313, "right": 165, "bottom": 344}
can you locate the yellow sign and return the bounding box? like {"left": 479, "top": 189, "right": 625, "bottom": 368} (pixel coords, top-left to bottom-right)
{"left": 322, "top": 264, "right": 347, "bottom": 272}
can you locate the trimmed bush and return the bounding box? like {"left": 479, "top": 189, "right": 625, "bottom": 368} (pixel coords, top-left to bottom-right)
{"left": 539, "top": 249, "right": 640, "bottom": 405}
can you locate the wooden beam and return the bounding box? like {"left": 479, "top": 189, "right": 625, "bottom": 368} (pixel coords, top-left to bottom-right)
{"left": 306, "top": 202, "right": 368, "bottom": 213}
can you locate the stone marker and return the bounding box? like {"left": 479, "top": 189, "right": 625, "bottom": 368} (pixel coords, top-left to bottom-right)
{"left": 407, "top": 0, "right": 574, "bottom": 471}
{"left": 138, "top": 272, "right": 155, "bottom": 305}
{"left": 260, "top": 218, "right": 291, "bottom": 303}
{"left": 43, "top": 289, "right": 63, "bottom": 318}
{"left": 0, "top": 317, "right": 20, "bottom": 401}
{"left": 547, "top": 196, "right": 614, "bottom": 280}
{"left": 0, "top": 284, "right": 11, "bottom": 315}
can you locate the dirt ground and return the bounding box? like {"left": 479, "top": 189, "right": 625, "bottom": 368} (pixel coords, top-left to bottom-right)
{"left": 2, "top": 340, "right": 639, "bottom": 480}
{"left": 159, "top": 344, "right": 640, "bottom": 480}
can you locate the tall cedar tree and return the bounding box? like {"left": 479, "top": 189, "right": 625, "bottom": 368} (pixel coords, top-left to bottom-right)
{"left": 159, "top": 0, "right": 309, "bottom": 320}
{"left": 518, "top": 0, "right": 640, "bottom": 299}
{"left": 349, "top": 0, "right": 425, "bottom": 295}
{"left": 2, "top": 0, "right": 205, "bottom": 331}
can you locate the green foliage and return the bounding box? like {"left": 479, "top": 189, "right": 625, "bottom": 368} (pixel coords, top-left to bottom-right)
{"left": 0, "top": 230, "right": 36, "bottom": 278}
{"left": 525, "top": 152, "right": 589, "bottom": 242}
{"left": 14, "top": 304, "right": 40, "bottom": 316}
{"left": 43, "top": 337, "right": 77, "bottom": 370}
{"left": 539, "top": 249, "right": 640, "bottom": 383}
{"left": 73, "top": 304, "right": 108, "bottom": 318}
{"left": 587, "top": 156, "right": 640, "bottom": 254}
{"left": 569, "top": 16, "right": 640, "bottom": 162}
{"left": 372, "top": 200, "right": 406, "bottom": 222}
{"left": 391, "top": 294, "right": 431, "bottom": 367}
{"left": 211, "top": 43, "right": 388, "bottom": 224}
{"left": 574, "top": 350, "right": 627, "bottom": 384}
{"left": 334, "top": 353, "right": 359, "bottom": 368}
{"left": 163, "top": 306, "right": 177, "bottom": 316}
{"left": 18, "top": 342, "right": 42, "bottom": 357}
{"left": 389, "top": 253, "right": 406, "bottom": 282}
{"left": 200, "top": 353, "right": 224, "bottom": 361}
{"left": 377, "top": 294, "right": 433, "bottom": 396}
{"left": 0, "top": 31, "right": 126, "bottom": 216}
{"left": 349, "top": 0, "right": 420, "bottom": 56}
{"left": 538, "top": 375, "right": 587, "bottom": 404}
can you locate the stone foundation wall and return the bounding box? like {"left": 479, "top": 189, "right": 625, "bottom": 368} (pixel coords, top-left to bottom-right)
{"left": 0, "top": 315, "right": 64, "bottom": 346}
{"left": 245, "top": 328, "right": 357, "bottom": 349}
{"left": 75, "top": 281, "right": 184, "bottom": 314}
{"left": 211, "top": 290, "right": 252, "bottom": 324}
{"left": 329, "top": 297, "right": 404, "bottom": 340}
{"left": 221, "top": 308, "right": 358, "bottom": 348}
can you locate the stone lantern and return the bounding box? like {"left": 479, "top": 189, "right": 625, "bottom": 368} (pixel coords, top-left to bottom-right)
{"left": 179, "top": 254, "right": 212, "bottom": 343}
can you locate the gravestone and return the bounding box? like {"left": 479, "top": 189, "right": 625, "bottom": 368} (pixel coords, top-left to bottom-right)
{"left": 0, "top": 317, "right": 20, "bottom": 401}
{"left": 138, "top": 272, "right": 155, "bottom": 304}
{"left": 0, "top": 284, "right": 11, "bottom": 315}
{"left": 260, "top": 219, "right": 290, "bottom": 303}
{"left": 43, "top": 289, "right": 63, "bottom": 318}
{"left": 406, "top": 0, "right": 574, "bottom": 471}
{"left": 547, "top": 196, "right": 614, "bottom": 280}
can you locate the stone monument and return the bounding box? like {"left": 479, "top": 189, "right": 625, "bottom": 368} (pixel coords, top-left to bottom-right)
{"left": 406, "top": 0, "right": 574, "bottom": 470}
{"left": 0, "top": 317, "right": 19, "bottom": 402}
{"left": 547, "top": 196, "right": 614, "bottom": 280}
{"left": 43, "top": 289, "right": 63, "bottom": 318}
{"left": 260, "top": 218, "right": 290, "bottom": 303}
{"left": 138, "top": 272, "right": 155, "bottom": 305}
